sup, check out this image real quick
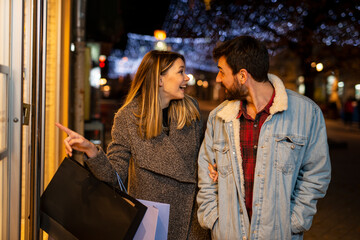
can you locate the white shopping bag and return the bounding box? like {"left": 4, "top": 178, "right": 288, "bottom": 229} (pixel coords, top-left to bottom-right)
{"left": 115, "top": 173, "right": 170, "bottom": 240}
{"left": 133, "top": 199, "right": 170, "bottom": 240}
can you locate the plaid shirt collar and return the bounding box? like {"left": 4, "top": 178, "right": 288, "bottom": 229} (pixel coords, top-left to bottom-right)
{"left": 237, "top": 90, "right": 275, "bottom": 119}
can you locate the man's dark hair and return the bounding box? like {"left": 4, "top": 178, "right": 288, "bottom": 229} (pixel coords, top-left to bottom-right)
{"left": 213, "top": 36, "right": 269, "bottom": 82}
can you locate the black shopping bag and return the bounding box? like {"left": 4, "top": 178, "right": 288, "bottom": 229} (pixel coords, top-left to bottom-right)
{"left": 40, "top": 157, "right": 147, "bottom": 240}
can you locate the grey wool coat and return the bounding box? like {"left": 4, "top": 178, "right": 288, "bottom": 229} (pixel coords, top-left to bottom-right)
{"left": 85, "top": 98, "right": 210, "bottom": 240}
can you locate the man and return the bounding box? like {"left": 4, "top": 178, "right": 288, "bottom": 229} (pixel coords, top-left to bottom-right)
{"left": 197, "top": 36, "right": 331, "bottom": 240}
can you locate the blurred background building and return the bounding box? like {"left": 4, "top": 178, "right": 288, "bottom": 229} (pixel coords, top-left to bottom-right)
{"left": 1, "top": 0, "right": 359, "bottom": 239}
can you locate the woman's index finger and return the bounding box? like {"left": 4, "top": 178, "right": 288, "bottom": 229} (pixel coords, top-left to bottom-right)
{"left": 55, "top": 122, "right": 74, "bottom": 135}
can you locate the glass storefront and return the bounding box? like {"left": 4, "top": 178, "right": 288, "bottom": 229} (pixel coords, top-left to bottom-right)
{"left": 0, "top": 67, "right": 9, "bottom": 240}
{"left": 0, "top": 0, "right": 11, "bottom": 238}
{"left": 0, "top": 0, "right": 70, "bottom": 239}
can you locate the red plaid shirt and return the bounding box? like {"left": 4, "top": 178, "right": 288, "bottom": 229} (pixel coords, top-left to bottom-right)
{"left": 237, "top": 91, "right": 275, "bottom": 220}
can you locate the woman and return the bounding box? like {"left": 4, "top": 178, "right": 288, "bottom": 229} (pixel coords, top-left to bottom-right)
{"left": 57, "top": 50, "right": 209, "bottom": 239}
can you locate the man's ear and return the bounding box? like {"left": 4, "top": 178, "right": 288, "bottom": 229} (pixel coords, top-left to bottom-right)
{"left": 236, "top": 69, "right": 248, "bottom": 84}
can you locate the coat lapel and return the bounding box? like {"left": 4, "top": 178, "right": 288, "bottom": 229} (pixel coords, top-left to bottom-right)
{"left": 133, "top": 122, "right": 198, "bottom": 184}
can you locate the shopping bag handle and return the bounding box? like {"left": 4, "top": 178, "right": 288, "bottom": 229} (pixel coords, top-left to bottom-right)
{"left": 115, "top": 172, "right": 128, "bottom": 194}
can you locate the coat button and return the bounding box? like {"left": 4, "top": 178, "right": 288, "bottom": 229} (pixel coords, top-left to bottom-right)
{"left": 242, "top": 236, "right": 247, "bottom": 240}
{"left": 291, "top": 144, "right": 295, "bottom": 150}
{"left": 253, "top": 145, "right": 257, "bottom": 149}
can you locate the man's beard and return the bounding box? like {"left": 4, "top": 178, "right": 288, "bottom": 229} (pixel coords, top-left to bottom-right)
{"left": 224, "top": 76, "right": 249, "bottom": 101}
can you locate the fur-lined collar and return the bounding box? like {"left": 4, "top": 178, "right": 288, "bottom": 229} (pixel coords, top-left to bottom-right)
{"left": 217, "top": 73, "right": 288, "bottom": 122}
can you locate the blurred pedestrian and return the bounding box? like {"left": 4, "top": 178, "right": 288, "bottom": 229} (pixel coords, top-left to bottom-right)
{"left": 357, "top": 99, "right": 360, "bottom": 129}
{"left": 197, "top": 36, "right": 331, "bottom": 240}
{"left": 343, "top": 97, "right": 355, "bottom": 126}
{"left": 57, "top": 50, "right": 210, "bottom": 239}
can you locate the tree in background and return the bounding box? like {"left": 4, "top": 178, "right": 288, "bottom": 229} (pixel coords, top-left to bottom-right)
{"left": 163, "top": 0, "right": 360, "bottom": 99}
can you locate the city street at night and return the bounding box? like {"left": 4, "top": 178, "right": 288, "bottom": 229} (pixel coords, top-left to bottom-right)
{"left": 2, "top": 0, "right": 360, "bottom": 238}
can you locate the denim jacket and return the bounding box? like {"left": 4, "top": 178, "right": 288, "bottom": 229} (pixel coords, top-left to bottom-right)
{"left": 197, "top": 74, "right": 331, "bottom": 240}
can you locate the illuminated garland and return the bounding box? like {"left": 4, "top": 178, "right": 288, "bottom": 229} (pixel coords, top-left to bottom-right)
{"left": 108, "top": 33, "right": 219, "bottom": 78}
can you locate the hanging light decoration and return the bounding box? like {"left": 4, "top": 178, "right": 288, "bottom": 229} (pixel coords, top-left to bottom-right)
{"left": 204, "top": 0, "right": 211, "bottom": 10}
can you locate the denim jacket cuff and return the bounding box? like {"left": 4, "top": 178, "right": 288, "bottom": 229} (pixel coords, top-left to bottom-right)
{"left": 204, "top": 210, "right": 218, "bottom": 230}
{"left": 290, "top": 212, "right": 306, "bottom": 234}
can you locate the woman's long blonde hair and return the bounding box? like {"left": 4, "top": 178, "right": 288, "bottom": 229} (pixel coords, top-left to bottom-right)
{"left": 120, "top": 50, "right": 200, "bottom": 139}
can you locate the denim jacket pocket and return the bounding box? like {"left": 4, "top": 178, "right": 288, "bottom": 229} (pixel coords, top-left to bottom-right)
{"left": 213, "top": 142, "right": 233, "bottom": 177}
{"left": 275, "top": 135, "right": 305, "bottom": 175}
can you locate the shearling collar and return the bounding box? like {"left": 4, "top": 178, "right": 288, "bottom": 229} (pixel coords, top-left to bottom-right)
{"left": 217, "top": 73, "right": 288, "bottom": 122}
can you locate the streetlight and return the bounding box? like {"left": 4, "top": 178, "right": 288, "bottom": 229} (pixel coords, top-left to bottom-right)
{"left": 316, "top": 63, "right": 323, "bottom": 72}
{"left": 154, "top": 30, "right": 166, "bottom": 41}
{"left": 154, "top": 30, "right": 167, "bottom": 51}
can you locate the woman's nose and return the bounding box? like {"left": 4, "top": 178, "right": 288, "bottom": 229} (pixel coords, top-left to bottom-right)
{"left": 185, "top": 74, "right": 190, "bottom": 81}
